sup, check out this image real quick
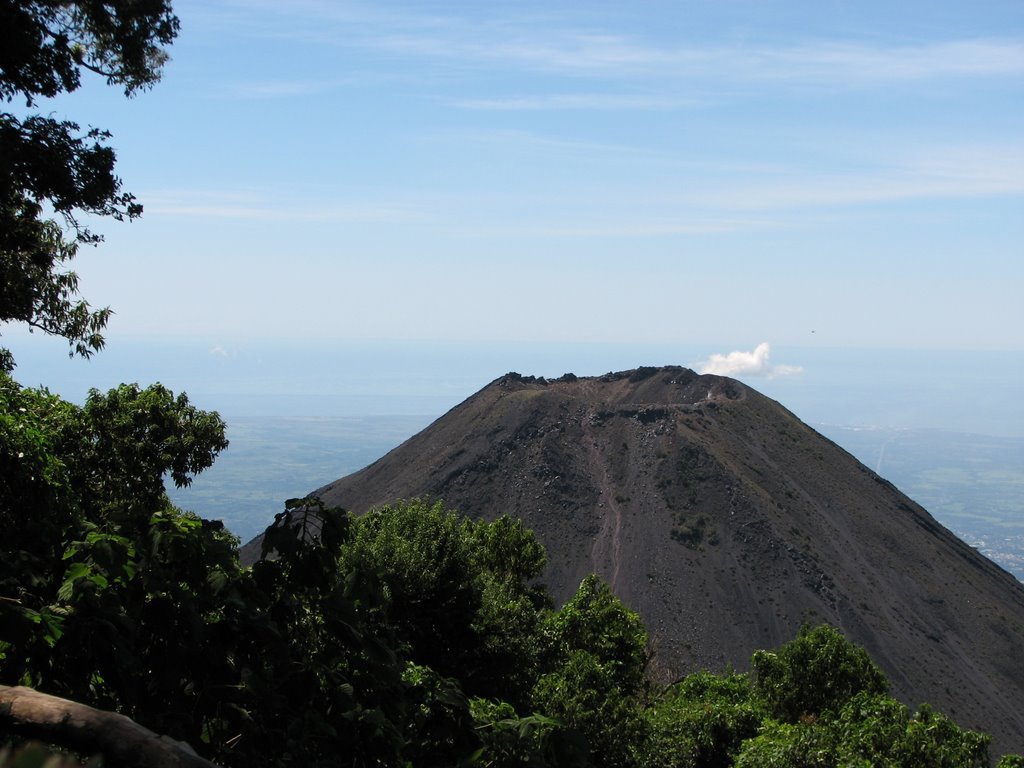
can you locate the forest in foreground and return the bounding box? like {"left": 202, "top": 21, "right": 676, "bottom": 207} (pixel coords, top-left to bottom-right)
{"left": 1, "top": 391, "right": 1022, "bottom": 768}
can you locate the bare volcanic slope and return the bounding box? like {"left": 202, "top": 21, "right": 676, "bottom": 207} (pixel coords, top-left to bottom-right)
{"left": 300, "top": 367, "right": 1024, "bottom": 752}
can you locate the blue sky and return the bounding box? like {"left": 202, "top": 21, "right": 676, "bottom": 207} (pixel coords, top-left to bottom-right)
{"left": 10, "top": 1, "right": 1024, "bottom": 365}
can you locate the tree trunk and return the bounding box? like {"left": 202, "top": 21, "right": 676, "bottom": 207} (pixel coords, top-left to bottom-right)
{"left": 0, "top": 686, "right": 221, "bottom": 768}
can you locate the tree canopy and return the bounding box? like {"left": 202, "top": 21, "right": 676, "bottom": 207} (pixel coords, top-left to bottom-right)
{"left": 0, "top": 0, "right": 179, "bottom": 365}
{"left": 3, "top": 447, "right": 1014, "bottom": 766}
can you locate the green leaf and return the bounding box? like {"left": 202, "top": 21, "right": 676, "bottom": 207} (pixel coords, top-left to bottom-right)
{"left": 58, "top": 562, "right": 91, "bottom": 600}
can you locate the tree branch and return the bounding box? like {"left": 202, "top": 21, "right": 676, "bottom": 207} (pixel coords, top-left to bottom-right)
{"left": 0, "top": 686, "right": 222, "bottom": 768}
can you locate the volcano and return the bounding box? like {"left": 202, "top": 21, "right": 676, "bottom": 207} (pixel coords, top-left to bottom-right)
{"left": 255, "top": 366, "right": 1024, "bottom": 753}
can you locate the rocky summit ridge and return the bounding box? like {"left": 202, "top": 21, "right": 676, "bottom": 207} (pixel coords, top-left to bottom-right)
{"left": 254, "top": 366, "right": 1024, "bottom": 753}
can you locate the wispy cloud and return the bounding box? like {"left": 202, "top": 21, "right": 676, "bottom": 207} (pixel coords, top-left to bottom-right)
{"left": 372, "top": 29, "right": 1024, "bottom": 85}
{"left": 458, "top": 217, "right": 776, "bottom": 238}
{"left": 208, "top": 345, "right": 232, "bottom": 358}
{"left": 451, "top": 93, "right": 702, "bottom": 111}
{"left": 143, "top": 190, "right": 422, "bottom": 222}
{"left": 375, "top": 31, "right": 685, "bottom": 75}
{"left": 207, "top": 3, "right": 1024, "bottom": 88}
{"left": 739, "top": 39, "right": 1024, "bottom": 84}
{"left": 698, "top": 343, "right": 803, "bottom": 378}
{"left": 216, "top": 79, "right": 342, "bottom": 99}
{"left": 683, "top": 143, "right": 1024, "bottom": 210}
{"left": 439, "top": 127, "right": 686, "bottom": 163}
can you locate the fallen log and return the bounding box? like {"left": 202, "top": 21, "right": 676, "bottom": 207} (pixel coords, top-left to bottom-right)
{"left": 0, "top": 686, "right": 221, "bottom": 768}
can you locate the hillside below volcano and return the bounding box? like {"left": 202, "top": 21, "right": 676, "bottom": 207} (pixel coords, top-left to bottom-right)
{"left": 263, "top": 366, "right": 1024, "bottom": 753}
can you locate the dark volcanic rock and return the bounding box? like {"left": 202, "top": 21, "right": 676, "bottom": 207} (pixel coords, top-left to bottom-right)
{"left": 251, "top": 366, "right": 1024, "bottom": 754}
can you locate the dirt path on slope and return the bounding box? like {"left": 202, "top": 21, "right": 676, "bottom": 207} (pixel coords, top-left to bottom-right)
{"left": 584, "top": 418, "right": 623, "bottom": 591}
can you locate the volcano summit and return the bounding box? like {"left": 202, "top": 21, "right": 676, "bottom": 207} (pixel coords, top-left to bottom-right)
{"left": 272, "top": 366, "right": 1024, "bottom": 752}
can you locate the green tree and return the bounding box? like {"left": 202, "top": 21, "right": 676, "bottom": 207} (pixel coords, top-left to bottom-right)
{"left": 340, "top": 500, "right": 549, "bottom": 709}
{"left": 1, "top": 0, "right": 178, "bottom": 363}
{"left": 531, "top": 650, "right": 644, "bottom": 768}
{"left": 0, "top": 385, "right": 413, "bottom": 767}
{"left": 529, "top": 576, "right": 650, "bottom": 768}
{"left": 538, "top": 574, "right": 648, "bottom": 694}
{"left": 471, "top": 698, "right": 590, "bottom": 768}
{"left": 751, "top": 624, "right": 889, "bottom": 723}
{"left": 733, "top": 720, "right": 840, "bottom": 768}
{"left": 0, "top": 374, "right": 230, "bottom": 709}
{"left": 640, "top": 671, "right": 765, "bottom": 768}
{"left": 735, "top": 692, "right": 992, "bottom": 768}
{"left": 895, "top": 703, "right": 989, "bottom": 767}
{"left": 400, "top": 663, "right": 479, "bottom": 767}
{"left": 231, "top": 499, "right": 408, "bottom": 767}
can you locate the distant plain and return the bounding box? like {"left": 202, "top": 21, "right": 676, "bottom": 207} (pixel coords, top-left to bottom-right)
{"left": 8, "top": 336, "right": 1022, "bottom": 580}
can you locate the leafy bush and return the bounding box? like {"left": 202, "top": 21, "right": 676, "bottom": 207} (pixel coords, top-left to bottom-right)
{"left": 751, "top": 624, "right": 889, "bottom": 722}
{"left": 641, "top": 671, "right": 765, "bottom": 768}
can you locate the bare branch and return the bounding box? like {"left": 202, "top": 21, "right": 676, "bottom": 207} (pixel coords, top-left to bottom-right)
{"left": 0, "top": 686, "right": 223, "bottom": 768}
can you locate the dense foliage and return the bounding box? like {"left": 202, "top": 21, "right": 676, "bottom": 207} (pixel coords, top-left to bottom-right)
{"left": 1, "top": 391, "right": 1018, "bottom": 766}
{"left": 1, "top": 0, "right": 178, "bottom": 364}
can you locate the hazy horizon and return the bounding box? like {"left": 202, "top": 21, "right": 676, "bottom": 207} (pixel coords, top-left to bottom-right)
{"left": 7, "top": 335, "right": 1023, "bottom": 438}
{"left": 10, "top": 333, "right": 1021, "bottom": 579}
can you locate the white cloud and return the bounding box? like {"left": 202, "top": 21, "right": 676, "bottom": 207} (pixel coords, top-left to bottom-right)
{"left": 142, "top": 190, "right": 423, "bottom": 222}
{"left": 698, "top": 343, "right": 803, "bottom": 378}
{"left": 451, "top": 93, "right": 697, "bottom": 111}
{"left": 742, "top": 39, "right": 1024, "bottom": 84}
{"left": 371, "top": 27, "right": 1024, "bottom": 83}
{"left": 217, "top": 79, "right": 341, "bottom": 99}
{"left": 680, "top": 143, "right": 1024, "bottom": 210}
{"left": 209, "top": 2, "right": 1024, "bottom": 87}
{"left": 460, "top": 216, "right": 772, "bottom": 238}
